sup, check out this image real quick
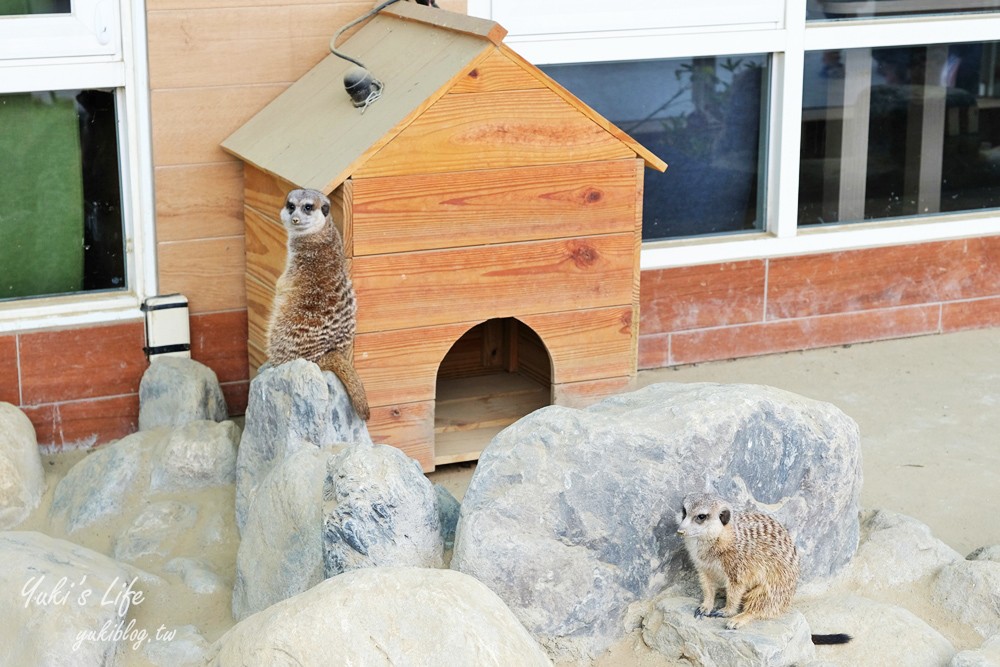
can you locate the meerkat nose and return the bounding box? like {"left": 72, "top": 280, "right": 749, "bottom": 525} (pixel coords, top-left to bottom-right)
{"left": 676, "top": 529, "right": 685, "bottom": 536}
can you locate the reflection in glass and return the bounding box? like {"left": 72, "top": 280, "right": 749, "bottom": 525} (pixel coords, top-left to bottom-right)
{"left": 0, "top": 0, "right": 71, "bottom": 16}
{"left": 0, "top": 90, "right": 126, "bottom": 300}
{"left": 543, "top": 55, "right": 769, "bottom": 241}
{"left": 799, "top": 42, "right": 1000, "bottom": 225}
{"left": 807, "top": 0, "right": 1000, "bottom": 21}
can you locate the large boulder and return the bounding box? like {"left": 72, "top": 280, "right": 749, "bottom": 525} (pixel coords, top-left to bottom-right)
{"left": 233, "top": 443, "right": 444, "bottom": 621}
{"left": 796, "top": 593, "right": 955, "bottom": 666}
{"left": 236, "top": 359, "right": 371, "bottom": 532}
{"left": 208, "top": 567, "right": 552, "bottom": 666}
{"left": 323, "top": 443, "right": 443, "bottom": 576}
{"left": 933, "top": 560, "right": 1000, "bottom": 639}
{"left": 0, "top": 402, "right": 46, "bottom": 529}
{"left": 950, "top": 636, "right": 1000, "bottom": 667}
{"left": 0, "top": 531, "right": 148, "bottom": 667}
{"left": 642, "top": 596, "right": 815, "bottom": 666}
{"left": 138, "top": 357, "right": 228, "bottom": 431}
{"left": 150, "top": 420, "right": 239, "bottom": 492}
{"left": 452, "top": 382, "right": 862, "bottom": 661}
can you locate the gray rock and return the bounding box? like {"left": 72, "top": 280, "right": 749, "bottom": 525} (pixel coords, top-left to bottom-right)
{"left": 138, "top": 357, "right": 228, "bottom": 431}
{"left": 933, "top": 560, "right": 1000, "bottom": 639}
{"left": 436, "top": 483, "right": 461, "bottom": 551}
{"left": 950, "top": 636, "right": 1000, "bottom": 667}
{"left": 0, "top": 531, "right": 146, "bottom": 667}
{"left": 207, "top": 567, "right": 552, "bottom": 666}
{"left": 452, "top": 383, "right": 862, "bottom": 661}
{"left": 49, "top": 430, "right": 156, "bottom": 534}
{"left": 232, "top": 446, "right": 340, "bottom": 621}
{"left": 642, "top": 596, "right": 815, "bottom": 666}
{"left": 835, "top": 509, "right": 962, "bottom": 590}
{"left": 164, "top": 558, "right": 225, "bottom": 595}
{"left": 968, "top": 545, "right": 1000, "bottom": 563}
{"left": 236, "top": 359, "right": 372, "bottom": 532}
{"left": 144, "top": 624, "right": 210, "bottom": 667}
{"left": 150, "top": 420, "right": 239, "bottom": 492}
{"left": 797, "top": 593, "right": 955, "bottom": 666}
{"left": 0, "top": 402, "right": 45, "bottom": 529}
{"left": 323, "top": 443, "right": 443, "bottom": 576}
{"left": 113, "top": 500, "right": 199, "bottom": 563}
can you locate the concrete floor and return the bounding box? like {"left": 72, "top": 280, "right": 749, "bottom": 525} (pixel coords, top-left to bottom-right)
{"left": 430, "top": 327, "right": 1000, "bottom": 556}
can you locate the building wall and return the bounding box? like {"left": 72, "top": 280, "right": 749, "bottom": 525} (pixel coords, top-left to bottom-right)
{"left": 1, "top": 1, "right": 998, "bottom": 449}
{"left": 639, "top": 237, "right": 1000, "bottom": 368}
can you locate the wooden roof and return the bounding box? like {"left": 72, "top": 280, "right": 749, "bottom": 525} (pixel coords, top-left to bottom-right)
{"left": 221, "top": 3, "right": 666, "bottom": 194}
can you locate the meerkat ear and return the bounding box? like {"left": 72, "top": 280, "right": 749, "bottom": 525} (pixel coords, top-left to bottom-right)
{"left": 321, "top": 203, "right": 330, "bottom": 217}
{"left": 719, "top": 509, "right": 731, "bottom": 525}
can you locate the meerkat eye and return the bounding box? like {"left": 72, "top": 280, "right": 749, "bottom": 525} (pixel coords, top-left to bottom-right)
{"left": 303, "top": 203, "right": 314, "bottom": 213}
{"left": 681, "top": 507, "right": 687, "bottom": 519}
{"left": 285, "top": 202, "right": 295, "bottom": 213}
{"left": 696, "top": 513, "right": 708, "bottom": 523}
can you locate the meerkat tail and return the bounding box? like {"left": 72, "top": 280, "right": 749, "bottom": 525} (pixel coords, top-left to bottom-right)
{"left": 811, "top": 633, "right": 852, "bottom": 645}
{"left": 317, "top": 348, "right": 371, "bottom": 421}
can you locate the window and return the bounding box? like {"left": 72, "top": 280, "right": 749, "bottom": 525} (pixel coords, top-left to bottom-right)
{"left": 543, "top": 55, "right": 769, "bottom": 241}
{"left": 0, "top": 0, "right": 155, "bottom": 331}
{"left": 470, "top": 0, "right": 1000, "bottom": 269}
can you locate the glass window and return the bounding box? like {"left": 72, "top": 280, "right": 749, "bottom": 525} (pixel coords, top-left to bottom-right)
{"left": 799, "top": 42, "right": 1000, "bottom": 225}
{"left": 543, "top": 55, "right": 769, "bottom": 241}
{"left": 0, "top": 89, "right": 126, "bottom": 301}
{"left": 807, "top": 0, "right": 1000, "bottom": 20}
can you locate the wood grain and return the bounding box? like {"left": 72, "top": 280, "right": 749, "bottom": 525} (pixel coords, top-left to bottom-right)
{"left": 245, "top": 274, "right": 275, "bottom": 372}
{"left": 354, "top": 89, "right": 635, "bottom": 178}
{"left": 519, "top": 306, "right": 636, "bottom": 384}
{"left": 552, "top": 376, "right": 634, "bottom": 409}
{"left": 449, "top": 49, "right": 546, "bottom": 94}
{"left": 368, "top": 400, "right": 435, "bottom": 471}
{"left": 155, "top": 162, "right": 245, "bottom": 242}
{"left": 351, "top": 160, "right": 639, "bottom": 255}
{"left": 158, "top": 236, "right": 247, "bottom": 313}
{"left": 353, "top": 234, "right": 635, "bottom": 333}
{"left": 244, "top": 206, "right": 287, "bottom": 287}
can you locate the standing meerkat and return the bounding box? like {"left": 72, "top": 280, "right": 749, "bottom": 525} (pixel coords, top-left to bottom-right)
{"left": 267, "top": 188, "right": 370, "bottom": 421}
{"left": 677, "top": 492, "right": 850, "bottom": 644}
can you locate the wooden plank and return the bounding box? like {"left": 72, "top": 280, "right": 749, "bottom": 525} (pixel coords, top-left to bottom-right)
{"left": 498, "top": 44, "right": 668, "bottom": 173}
{"left": 434, "top": 426, "right": 504, "bottom": 467}
{"left": 355, "top": 321, "right": 476, "bottom": 407}
{"left": 148, "top": 0, "right": 464, "bottom": 12}
{"left": 436, "top": 371, "right": 544, "bottom": 404}
{"left": 436, "top": 377, "right": 548, "bottom": 433}
{"left": 353, "top": 233, "right": 635, "bottom": 333}
{"left": 351, "top": 160, "right": 639, "bottom": 255}
{"left": 154, "top": 162, "right": 244, "bottom": 242}
{"left": 553, "top": 376, "right": 635, "bottom": 409}
{"left": 157, "top": 236, "right": 247, "bottom": 313}
{"left": 353, "top": 89, "right": 636, "bottom": 179}
{"left": 245, "top": 166, "right": 296, "bottom": 222}
{"left": 244, "top": 205, "right": 287, "bottom": 287}
{"left": 520, "top": 306, "right": 636, "bottom": 384}
{"left": 152, "top": 85, "right": 287, "bottom": 167}
{"left": 384, "top": 2, "right": 507, "bottom": 46}
{"left": 448, "top": 49, "right": 545, "bottom": 94}
{"left": 147, "top": 4, "right": 369, "bottom": 89}
{"left": 368, "top": 400, "right": 435, "bottom": 472}
{"left": 245, "top": 274, "right": 275, "bottom": 372}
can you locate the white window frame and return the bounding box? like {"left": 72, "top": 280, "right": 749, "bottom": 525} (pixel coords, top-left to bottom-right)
{"left": 469, "top": 1, "right": 1000, "bottom": 270}
{"left": 0, "top": 0, "right": 157, "bottom": 334}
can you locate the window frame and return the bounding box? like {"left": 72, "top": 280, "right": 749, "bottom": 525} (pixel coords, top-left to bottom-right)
{"left": 0, "top": 0, "right": 157, "bottom": 334}
{"left": 469, "top": 1, "right": 1000, "bottom": 270}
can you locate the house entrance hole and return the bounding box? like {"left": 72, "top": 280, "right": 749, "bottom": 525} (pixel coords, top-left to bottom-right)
{"left": 434, "top": 317, "right": 552, "bottom": 467}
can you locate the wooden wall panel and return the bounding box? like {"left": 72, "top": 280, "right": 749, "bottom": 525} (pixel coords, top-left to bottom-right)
{"left": 147, "top": 4, "right": 367, "bottom": 89}
{"left": 352, "top": 233, "right": 635, "bottom": 333}
{"left": 449, "top": 49, "right": 546, "bottom": 94}
{"left": 244, "top": 206, "right": 287, "bottom": 286}
{"left": 148, "top": 0, "right": 465, "bottom": 16}
{"left": 351, "top": 160, "right": 638, "bottom": 255}
{"left": 368, "top": 400, "right": 436, "bottom": 471}
{"left": 158, "top": 237, "right": 247, "bottom": 313}
{"left": 155, "top": 163, "right": 244, "bottom": 242}
{"left": 246, "top": 275, "right": 275, "bottom": 371}
{"left": 520, "top": 306, "right": 635, "bottom": 384}
{"left": 151, "top": 85, "right": 287, "bottom": 166}
{"left": 353, "top": 89, "right": 634, "bottom": 178}
{"left": 245, "top": 167, "right": 297, "bottom": 220}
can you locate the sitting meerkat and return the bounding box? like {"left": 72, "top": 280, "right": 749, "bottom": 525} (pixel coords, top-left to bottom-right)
{"left": 267, "top": 188, "right": 370, "bottom": 421}
{"left": 677, "top": 492, "right": 850, "bottom": 644}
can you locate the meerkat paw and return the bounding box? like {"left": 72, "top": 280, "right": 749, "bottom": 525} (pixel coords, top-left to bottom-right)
{"left": 724, "top": 614, "right": 750, "bottom": 630}
{"left": 695, "top": 605, "right": 725, "bottom": 619}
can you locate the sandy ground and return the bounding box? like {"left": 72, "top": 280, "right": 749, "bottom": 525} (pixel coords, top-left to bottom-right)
{"left": 11, "top": 328, "right": 997, "bottom": 664}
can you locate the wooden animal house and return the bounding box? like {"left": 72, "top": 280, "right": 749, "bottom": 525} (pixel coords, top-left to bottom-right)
{"left": 222, "top": 2, "right": 666, "bottom": 471}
